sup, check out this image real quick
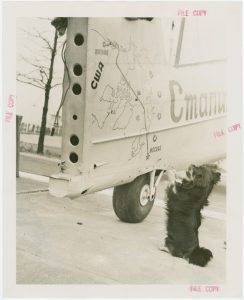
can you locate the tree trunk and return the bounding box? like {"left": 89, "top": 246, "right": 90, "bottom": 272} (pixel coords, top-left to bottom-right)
{"left": 37, "top": 29, "right": 58, "bottom": 154}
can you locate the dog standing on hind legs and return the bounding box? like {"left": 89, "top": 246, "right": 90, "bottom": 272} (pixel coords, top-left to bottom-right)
{"left": 161, "top": 164, "right": 221, "bottom": 267}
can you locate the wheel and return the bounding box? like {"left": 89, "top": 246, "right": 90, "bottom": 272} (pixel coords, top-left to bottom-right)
{"left": 112, "top": 173, "right": 155, "bottom": 223}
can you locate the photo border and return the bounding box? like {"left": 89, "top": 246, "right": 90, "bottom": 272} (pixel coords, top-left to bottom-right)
{"left": 2, "top": 1, "right": 243, "bottom": 298}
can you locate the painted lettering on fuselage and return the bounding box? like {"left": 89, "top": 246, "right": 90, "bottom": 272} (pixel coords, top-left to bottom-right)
{"left": 169, "top": 80, "right": 226, "bottom": 123}
{"left": 91, "top": 62, "right": 104, "bottom": 89}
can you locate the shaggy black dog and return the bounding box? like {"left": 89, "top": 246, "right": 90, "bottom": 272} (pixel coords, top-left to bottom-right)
{"left": 163, "top": 164, "right": 221, "bottom": 267}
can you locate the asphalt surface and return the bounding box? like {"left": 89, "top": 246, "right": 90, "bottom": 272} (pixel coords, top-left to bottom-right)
{"left": 16, "top": 153, "right": 226, "bottom": 284}
{"left": 19, "top": 152, "right": 60, "bottom": 176}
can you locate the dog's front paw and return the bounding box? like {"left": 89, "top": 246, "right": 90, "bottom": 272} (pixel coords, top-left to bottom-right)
{"left": 165, "top": 169, "right": 177, "bottom": 183}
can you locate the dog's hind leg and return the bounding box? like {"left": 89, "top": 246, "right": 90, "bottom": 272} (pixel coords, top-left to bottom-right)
{"left": 159, "top": 244, "right": 170, "bottom": 253}
{"left": 188, "top": 247, "right": 213, "bottom": 267}
{"left": 163, "top": 237, "right": 185, "bottom": 258}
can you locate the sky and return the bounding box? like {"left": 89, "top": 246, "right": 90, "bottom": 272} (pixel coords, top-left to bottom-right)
{"left": 17, "top": 18, "right": 66, "bottom": 126}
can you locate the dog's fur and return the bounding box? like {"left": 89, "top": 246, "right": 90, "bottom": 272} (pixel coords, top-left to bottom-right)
{"left": 164, "top": 164, "right": 221, "bottom": 267}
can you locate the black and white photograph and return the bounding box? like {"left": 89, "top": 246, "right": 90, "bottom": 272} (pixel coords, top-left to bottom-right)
{"left": 2, "top": 1, "right": 243, "bottom": 298}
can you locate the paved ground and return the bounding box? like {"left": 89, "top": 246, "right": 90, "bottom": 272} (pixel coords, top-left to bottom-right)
{"left": 19, "top": 153, "right": 60, "bottom": 176}
{"left": 16, "top": 154, "right": 226, "bottom": 284}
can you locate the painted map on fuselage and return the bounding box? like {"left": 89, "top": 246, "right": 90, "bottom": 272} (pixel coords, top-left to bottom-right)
{"left": 89, "top": 24, "right": 164, "bottom": 160}
{"left": 87, "top": 20, "right": 227, "bottom": 163}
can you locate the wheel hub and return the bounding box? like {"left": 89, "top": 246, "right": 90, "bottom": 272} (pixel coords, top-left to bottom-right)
{"left": 139, "top": 184, "right": 150, "bottom": 206}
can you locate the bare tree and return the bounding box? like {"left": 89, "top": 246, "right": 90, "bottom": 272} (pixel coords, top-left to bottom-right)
{"left": 17, "top": 20, "right": 62, "bottom": 154}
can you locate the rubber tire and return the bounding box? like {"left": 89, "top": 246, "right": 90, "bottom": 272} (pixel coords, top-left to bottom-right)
{"left": 113, "top": 173, "right": 155, "bottom": 223}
